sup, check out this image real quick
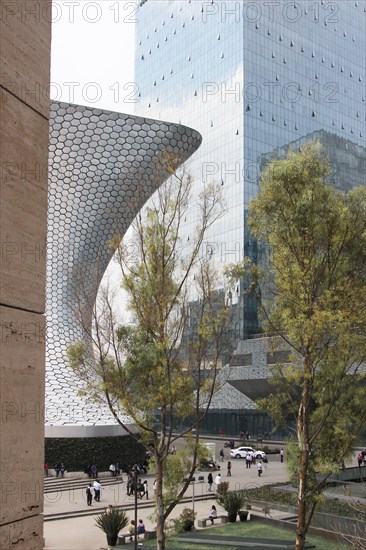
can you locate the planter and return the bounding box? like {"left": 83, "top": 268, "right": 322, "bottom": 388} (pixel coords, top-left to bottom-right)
{"left": 228, "top": 513, "right": 237, "bottom": 523}
{"left": 106, "top": 533, "right": 118, "bottom": 546}
{"left": 239, "top": 511, "right": 248, "bottom": 522}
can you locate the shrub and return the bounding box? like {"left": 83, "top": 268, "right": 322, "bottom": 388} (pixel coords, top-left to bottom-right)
{"left": 170, "top": 507, "right": 196, "bottom": 534}
{"left": 219, "top": 492, "right": 247, "bottom": 522}
{"left": 216, "top": 481, "right": 229, "bottom": 499}
{"left": 95, "top": 508, "right": 129, "bottom": 536}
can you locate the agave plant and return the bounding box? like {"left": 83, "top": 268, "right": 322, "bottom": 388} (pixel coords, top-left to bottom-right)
{"left": 219, "top": 491, "right": 246, "bottom": 522}
{"left": 95, "top": 508, "right": 129, "bottom": 546}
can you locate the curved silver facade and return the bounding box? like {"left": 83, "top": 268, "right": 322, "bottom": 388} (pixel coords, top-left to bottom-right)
{"left": 46, "top": 102, "right": 202, "bottom": 431}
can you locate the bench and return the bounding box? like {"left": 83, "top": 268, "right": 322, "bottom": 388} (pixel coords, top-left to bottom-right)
{"left": 117, "top": 530, "right": 156, "bottom": 545}
{"left": 246, "top": 504, "right": 271, "bottom": 516}
{"left": 197, "top": 515, "right": 228, "bottom": 528}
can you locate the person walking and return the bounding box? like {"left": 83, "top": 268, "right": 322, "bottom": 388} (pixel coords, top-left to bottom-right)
{"left": 207, "top": 472, "right": 213, "bottom": 491}
{"left": 215, "top": 473, "right": 221, "bottom": 491}
{"left": 143, "top": 479, "right": 149, "bottom": 499}
{"left": 280, "top": 449, "right": 284, "bottom": 463}
{"left": 127, "top": 474, "right": 133, "bottom": 496}
{"left": 93, "top": 479, "right": 101, "bottom": 502}
{"left": 86, "top": 483, "right": 94, "bottom": 506}
{"left": 44, "top": 463, "right": 49, "bottom": 477}
{"left": 219, "top": 448, "right": 225, "bottom": 462}
{"left": 257, "top": 461, "right": 263, "bottom": 477}
{"left": 227, "top": 460, "right": 232, "bottom": 476}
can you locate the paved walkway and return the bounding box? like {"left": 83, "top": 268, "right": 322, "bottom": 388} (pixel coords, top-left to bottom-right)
{"left": 44, "top": 456, "right": 289, "bottom": 549}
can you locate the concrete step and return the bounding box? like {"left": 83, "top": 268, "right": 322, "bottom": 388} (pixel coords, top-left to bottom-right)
{"left": 44, "top": 476, "right": 124, "bottom": 493}
{"left": 44, "top": 493, "right": 215, "bottom": 522}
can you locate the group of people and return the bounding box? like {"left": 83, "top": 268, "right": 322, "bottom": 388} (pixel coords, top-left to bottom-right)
{"left": 109, "top": 463, "right": 121, "bottom": 477}
{"left": 105, "top": 508, "right": 146, "bottom": 541}
{"left": 53, "top": 462, "right": 65, "bottom": 477}
{"left": 86, "top": 479, "right": 102, "bottom": 505}
{"left": 126, "top": 475, "right": 149, "bottom": 499}
{"left": 128, "top": 519, "right": 146, "bottom": 541}
{"left": 207, "top": 472, "right": 224, "bottom": 491}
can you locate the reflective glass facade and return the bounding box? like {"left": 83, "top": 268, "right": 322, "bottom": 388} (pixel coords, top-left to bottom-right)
{"left": 135, "top": 0, "right": 366, "bottom": 340}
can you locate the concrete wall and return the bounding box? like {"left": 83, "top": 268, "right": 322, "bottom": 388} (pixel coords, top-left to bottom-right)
{"left": 0, "top": 2, "right": 51, "bottom": 548}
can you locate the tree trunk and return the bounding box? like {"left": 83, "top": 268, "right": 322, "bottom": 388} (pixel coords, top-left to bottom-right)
{"left": 295, "top": 359, "right": 311, "bottom": 550}
{"left": 155, "top": 458, "right": 166, "bottom": 550}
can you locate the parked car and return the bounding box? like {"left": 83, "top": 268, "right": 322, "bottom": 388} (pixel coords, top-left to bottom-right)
{"left": 230, "top": 446, "right": 266, "bottom": 459}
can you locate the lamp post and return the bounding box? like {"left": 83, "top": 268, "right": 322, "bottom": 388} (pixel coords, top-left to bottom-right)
{"left": 192, "top": 478, "right": 195, "bottom": 519}
{"left": 133, "top": 465, "right": 138, "bottom": 550}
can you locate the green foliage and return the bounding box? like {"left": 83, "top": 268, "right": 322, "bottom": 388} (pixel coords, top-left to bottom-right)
{"left": 170, "top": 507, "right": 196, "bottom": 534}
{"left": 216, "top": 481, "right": 229, "bottom": 499}
{"left": 67, "top": 155, "right": 228, "bottom": 549}
{"left": 95, "top": 508, "right": 129, "bottom": 536}
{"left": 44, "top": 436, "right": 145, "bottom": 472}
{"left": 227, "top": 142, "right": 366, "bottom": 547}
{"left": 218, "top": 491, "right": 247, "bottom": 516}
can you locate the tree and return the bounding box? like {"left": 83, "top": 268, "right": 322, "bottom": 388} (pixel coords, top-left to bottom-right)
{"left": 227, "top": 142, "right": 366, "bottom": 550}
{"left": 68, "top": 155, "right": 229, "bottom": 550}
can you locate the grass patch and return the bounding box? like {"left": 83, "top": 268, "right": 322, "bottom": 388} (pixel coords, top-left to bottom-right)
{"left": 240, "top": 484, "right": 364, "bottom": 521}
{"left": 142, "top": 522, "right": 350, "bottom": 549}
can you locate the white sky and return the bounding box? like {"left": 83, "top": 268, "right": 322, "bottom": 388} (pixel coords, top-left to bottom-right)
{"left": 51, "top": 1, "right": 138, "bottom": 313}
{"left": 51, "top": 0, "right": 136, "bottom": 112}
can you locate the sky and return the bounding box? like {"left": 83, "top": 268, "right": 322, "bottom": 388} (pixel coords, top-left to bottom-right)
{"left": 51, "top": 1, "right": 138, "bottom": 312}
{"left": 51, "top": 0, "right": 136, "bottom": 112}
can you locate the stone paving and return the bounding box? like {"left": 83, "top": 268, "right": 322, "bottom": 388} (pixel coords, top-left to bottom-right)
{"left": 44, "top": 455, "right": 290, "bottom": 550}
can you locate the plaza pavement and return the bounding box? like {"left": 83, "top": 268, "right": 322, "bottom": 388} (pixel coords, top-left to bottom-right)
{"left": 44, "top": 453, "right": 290, "bottom": 550}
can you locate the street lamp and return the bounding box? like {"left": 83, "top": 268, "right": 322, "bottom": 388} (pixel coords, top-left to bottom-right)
{"left": 132, "top": 464, "right": 138, "bottom": 550}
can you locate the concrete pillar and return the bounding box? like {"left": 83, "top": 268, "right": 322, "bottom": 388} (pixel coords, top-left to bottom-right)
{"left": 0, "top": 2, "right": 51, "bottom": 548}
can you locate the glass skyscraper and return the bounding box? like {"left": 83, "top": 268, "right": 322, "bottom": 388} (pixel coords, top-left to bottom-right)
{"left": 134, "top": 0, "right": 366, "bottom": 341}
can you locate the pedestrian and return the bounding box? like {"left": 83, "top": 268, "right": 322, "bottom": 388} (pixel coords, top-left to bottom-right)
{"left": 251, "top": 451, "right": 256, "bottom": 466}
{"left": 215, "top": 473, "right": 221, "bottom": 491}
{"left": 137, "top": 519, "right": 145, "bottom": 536}
{"left": 357, "top": 453, "right": 363, "bottom": 468}
{"left": 60, "top": 463, "right": 65, "bottom": 477}
{"left": 115, "top": 462, "right": 120, "bottom": 476}
{"left": 106, "top": 504, "right": 113, "bottom": 513}
{"left": 44, "top": 463, "right": 49, "bottom": 477}
{"left": 93, "top": 479, "right": 101, "bottom": 502}
{"left": 246, "top": 452, "right": 252, "bottom": 469}
{"left": 91, "top": 464, "right": 98, "bottom": 478}
{"left": 143, "top": 479, "right": 149, "bottom": 499}
{"left": 209, "top": 504, "right": 217, "bottom": 524}
{"left": 227, "top": 460, "right": 232, "bottom": 476}
{"left": 219, "top": 448, "right": 225, "bottom": 462}
{"left": 263, "top": 453, "right": 268, "bottom": 468}
{"left": 127, "top": 474, "right": 133, "bottom": 496}
{"left": 109, "top": 463, "right": 116, "bottom": 477}
{"left": 54, "top": 463, "right": 61, "bottom": 477}
{"left": 280, "top": 449, "right": 284, "bottom": 463}
{"left": 86, "top": 482, "right": 94, "bottom": 506}
{"left": 207, "top": 472, "right": 213, "bottom": 491}
{"left": 137, "top": 478, "right": 144, "bottom": 499}
{"left": 128, "top": 520, "right": 135, "bottom": 542}
{"left": 257, "top": 461, "right": 263, "bottom": 477}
